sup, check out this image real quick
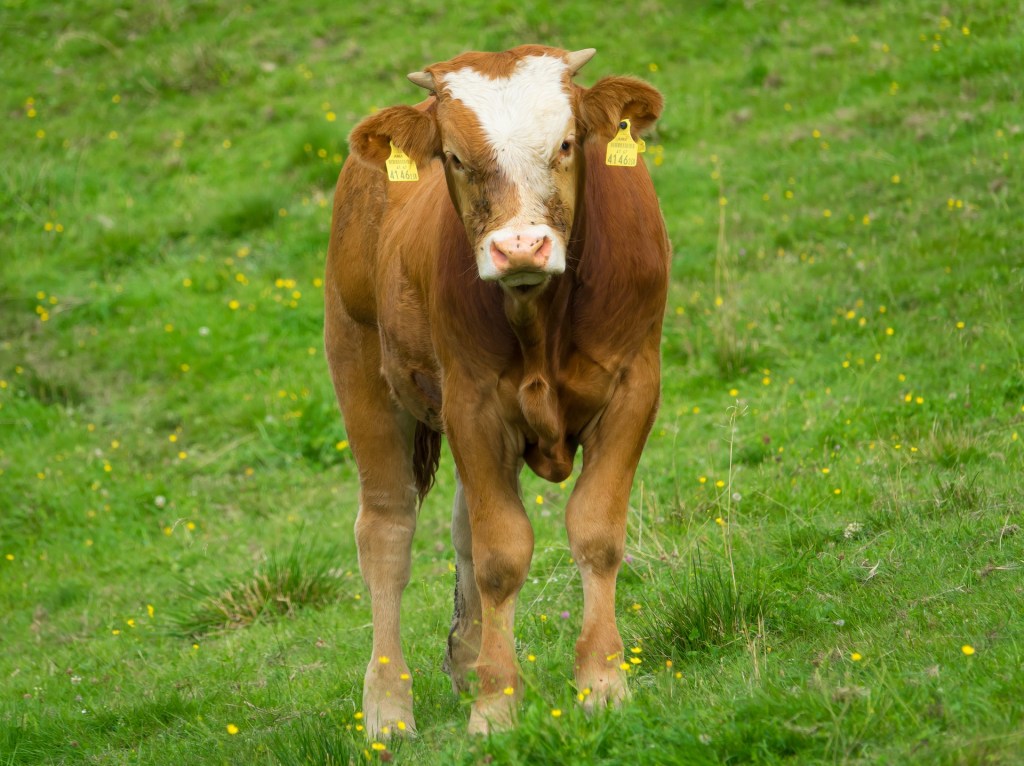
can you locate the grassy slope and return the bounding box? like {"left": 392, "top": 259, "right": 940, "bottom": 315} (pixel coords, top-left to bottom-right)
{"left": 1, "top": 0, "right": 1022, "bottom": 763}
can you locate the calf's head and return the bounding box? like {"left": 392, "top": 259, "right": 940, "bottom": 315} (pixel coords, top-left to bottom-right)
{"left": 348, "top": 46, "right": 662, "bottom": 292}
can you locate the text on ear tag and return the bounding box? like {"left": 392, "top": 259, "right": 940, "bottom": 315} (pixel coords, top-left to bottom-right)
{"left": 386, "top": 141, "right": 419, "bottom": 182}
{"left": 605, "top": 119, "right": 638, "bottom": 167}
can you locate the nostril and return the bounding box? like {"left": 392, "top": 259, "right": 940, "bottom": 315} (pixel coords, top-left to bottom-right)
{"left": 533, "top": 238, "right": 552, "bottom": 266}
{"left": 490, "top": 241, "right": 509, "bottom": 268}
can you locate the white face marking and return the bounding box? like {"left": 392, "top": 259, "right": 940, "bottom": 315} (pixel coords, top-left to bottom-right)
{"left": 443, "top": 55, "right": 573, "bottom": 285}
{"left": 442, "top": 55, "right": 573, "bottom": 215}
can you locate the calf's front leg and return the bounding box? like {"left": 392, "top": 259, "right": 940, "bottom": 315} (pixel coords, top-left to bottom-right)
{"left": 326, "top": 319, "right": 418, "bottom": 738}
{"left": 566, "top": 356, "right": 660, "bottom": 709}
{"left": 447, "top": 424, "right": 533, "bottom": 734}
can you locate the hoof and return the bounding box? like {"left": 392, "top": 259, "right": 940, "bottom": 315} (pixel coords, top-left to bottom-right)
{"left": 576, "top": 664, "right": 628, "bottom": 712}
{"left": 468, "top": 694, "right": 516, "bottom": 735}
{"left": 363, "top": 662, "right": 417, "bottom": 738}
{"left": 363, "top": 699, "right": 417, "bottom": 739}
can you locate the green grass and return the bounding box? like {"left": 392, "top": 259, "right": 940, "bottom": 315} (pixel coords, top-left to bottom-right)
{"left": 2, "top": 0, "right": 1023, "bottom": 763}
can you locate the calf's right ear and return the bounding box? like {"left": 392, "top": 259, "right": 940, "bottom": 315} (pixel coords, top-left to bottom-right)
{"left": 348, "top": 105, "right": 441, "bottom": 171}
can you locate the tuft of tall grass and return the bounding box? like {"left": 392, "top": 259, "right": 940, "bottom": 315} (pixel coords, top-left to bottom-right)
{"left": 168, "top": 543, "right": 347, "bottom": 638}
{"left": 269, "top": 714, "right": 400, "bottom": 766}
{"left": 631, "top": 549, "right": 773, "bottom": 662}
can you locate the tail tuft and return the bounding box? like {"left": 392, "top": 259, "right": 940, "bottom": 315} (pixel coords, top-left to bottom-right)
{"left": 412, "top": 422, "right": 441, "bottom": 505}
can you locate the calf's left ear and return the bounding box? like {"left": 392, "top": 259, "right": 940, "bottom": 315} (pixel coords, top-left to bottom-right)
{"left": 348, "top": 105, "right": 442, "bottom": 172}
{"left": 578, "top": 77, "right": 664, "bottom": 140}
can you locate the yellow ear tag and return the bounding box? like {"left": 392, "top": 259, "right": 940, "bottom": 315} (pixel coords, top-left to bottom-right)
{"left": 606, "top": 119, "right": 638, "bottom": 167}
{"left": 386, "top": 141, "right": 419, "bottom": 182}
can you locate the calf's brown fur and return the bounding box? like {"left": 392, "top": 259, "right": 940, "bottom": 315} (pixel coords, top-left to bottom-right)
{"left": 324, "top": 45, "right": 669, "bottom": 736}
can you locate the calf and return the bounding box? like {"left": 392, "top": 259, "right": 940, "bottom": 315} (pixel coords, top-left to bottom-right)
{"left": 324, "top": 45, "right": 669, "bottom": 735}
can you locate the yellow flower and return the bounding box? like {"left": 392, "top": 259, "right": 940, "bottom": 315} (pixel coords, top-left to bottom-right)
{"left": 550, "top": 709, "right": 562, "bottom": 718}
{"left": 503, "top": 686, "right": 514, "bottom": 696}
{"left": 147, "top": 604, "right": 155, "bottom": 617}
{"left": 378, "top": 655, "right": 389, "bottom": 664}
{"left": 962, "top": 645, "right": 975, "bottom": 656}
{"left": 851, "top": 652, "right": 862, "bottom": 662}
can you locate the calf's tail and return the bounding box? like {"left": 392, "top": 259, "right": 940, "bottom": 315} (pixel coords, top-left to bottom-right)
{"left": 413, "top": 422, "right": 441, "bottom": 505}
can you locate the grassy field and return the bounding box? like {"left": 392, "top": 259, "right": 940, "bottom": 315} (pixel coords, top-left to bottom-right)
{"left": 2, "top": 0, "right": 1023, "bottom": 763}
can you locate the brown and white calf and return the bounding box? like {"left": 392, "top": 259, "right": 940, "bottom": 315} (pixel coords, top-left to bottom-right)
{"left": 324, "top": 45, "right": 669, "bottom": 735}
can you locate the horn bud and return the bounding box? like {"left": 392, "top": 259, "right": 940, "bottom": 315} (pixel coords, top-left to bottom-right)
{"left": 407, "top": 70, "right": 436, "bottom": 92}
{"left": 566, "top": 48, "right": 597, "bottom": 76}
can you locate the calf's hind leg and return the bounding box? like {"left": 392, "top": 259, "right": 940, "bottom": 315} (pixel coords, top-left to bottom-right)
{"left": 326, "top": 318, "right": 418, "bottom": 737}
{"left": 443, "top": 473, "right": 483, "bottom": 694}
